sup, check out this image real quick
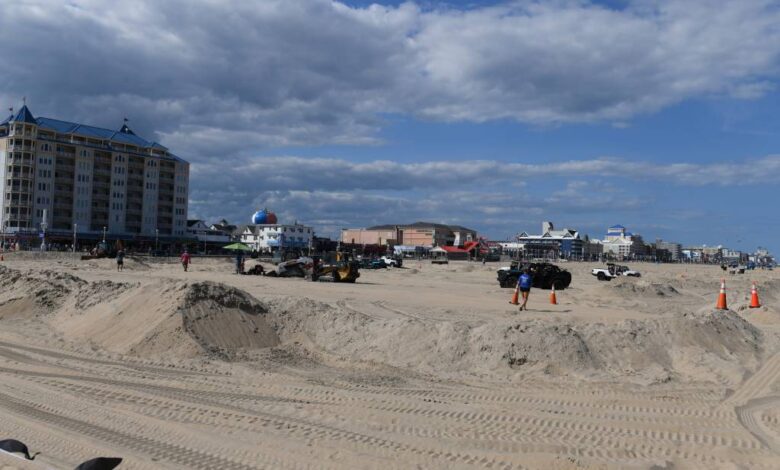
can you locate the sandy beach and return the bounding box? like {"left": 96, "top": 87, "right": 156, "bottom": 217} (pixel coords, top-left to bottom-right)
{"left": 0, "top": 254, "right": 778, "bottom": 469}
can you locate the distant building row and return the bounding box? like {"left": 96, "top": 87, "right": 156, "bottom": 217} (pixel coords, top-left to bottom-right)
{"left": 187, "top": 217, "right": 313, "bottom": 252}
{"left": 340, "top": 222, "right": 477, "bottom": 248}
{"left": 493, "top": 222, "right": 686, "bottom": 262}
{"left": 505, "top": 221, "right": 767, "bottom": 264}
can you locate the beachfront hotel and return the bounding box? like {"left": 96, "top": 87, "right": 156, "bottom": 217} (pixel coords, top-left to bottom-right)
{"left": 0, "top": 105, "right": 189, "bottom": 243}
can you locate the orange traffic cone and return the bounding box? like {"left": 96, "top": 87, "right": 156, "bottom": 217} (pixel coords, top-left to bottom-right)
{"left": 509, "top": 285, "right": 520, "bottom": 305}
{"left": 0, "top": 254, "right": 4, "bottom": 261}
{"left": 716, "top": 279, "right": 728, "bottom": 310}
{"left": 749, "top": 282, "right": 761, "bottom": 308}
{"left": 550, "top": 285, "right": 558, "bottom": 305}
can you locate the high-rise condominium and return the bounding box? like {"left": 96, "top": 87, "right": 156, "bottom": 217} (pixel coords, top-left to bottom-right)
{"left": 0, "top": 106, "right": 189, "bottom": 238}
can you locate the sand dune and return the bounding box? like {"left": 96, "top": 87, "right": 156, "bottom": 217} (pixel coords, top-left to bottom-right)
{"left": 0, "top": 256, "right": 778, "bottom": 468}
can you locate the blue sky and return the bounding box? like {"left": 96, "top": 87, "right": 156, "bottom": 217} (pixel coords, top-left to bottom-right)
{"left": 1, "top": 0, "right": 778, "bottom": 252}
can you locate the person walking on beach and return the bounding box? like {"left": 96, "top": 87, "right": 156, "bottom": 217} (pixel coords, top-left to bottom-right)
{"left": 235, "top": 251, "right": 244, "bottom": 274}
{"left": 180, "top": 250, "right": 191, "bottom": 272}
{"left": 116, "top": 248, "right": 125, "bottom": 272}
{"left": 518, "top": 268, "right": 532, "bottom": 311}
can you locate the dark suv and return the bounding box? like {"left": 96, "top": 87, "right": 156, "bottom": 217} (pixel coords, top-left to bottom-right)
{"left": 497, "top": 261, "right": 572, "bottom": 290}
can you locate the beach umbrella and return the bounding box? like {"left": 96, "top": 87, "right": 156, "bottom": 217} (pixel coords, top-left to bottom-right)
{"left": 222, "top": 242, "right": 253, "bottom": 251}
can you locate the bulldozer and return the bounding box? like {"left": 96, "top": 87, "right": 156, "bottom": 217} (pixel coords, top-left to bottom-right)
{"left": 315, "top": 252, "right": 360, "bottom": 283}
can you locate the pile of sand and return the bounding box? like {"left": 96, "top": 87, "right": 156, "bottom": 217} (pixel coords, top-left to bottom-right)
{"left": 0, "top": 266, "right": 83, "bottom": 318}
{"left": 177, "top": 282, "right": 279, "bottom": 359}
{"left": 0, "top": 267, "right": 279, "bottom": 360}
{"left": 611, "top": 278, "right": 681, "bottom": 297}
{"left": 0, "top": 264, "right": 769, "bottom": 386}
{"left": 263, "top": 295, "right": 764, "bottom": 385}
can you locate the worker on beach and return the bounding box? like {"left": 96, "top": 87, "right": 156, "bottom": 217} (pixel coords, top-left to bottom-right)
{"left": 518, "top": 268, "right": 532, "bottom": 311}
{"left": 180, "top": 250, "right": 191, "bottom": 272}
{"left": 235, "top": 251, "right": 244, "bottom": 274}
{"left": 116, "top": 248, "right": 125, "bottom": 272}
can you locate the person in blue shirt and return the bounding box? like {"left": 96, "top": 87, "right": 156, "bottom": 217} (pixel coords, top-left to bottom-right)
{"left": 518, "top": 269, "right": 532, "bottom": 311}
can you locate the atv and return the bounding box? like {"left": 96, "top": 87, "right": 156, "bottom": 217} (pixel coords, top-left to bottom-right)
{"left": 497, "top": 261, "right": 572, "bottom": 290}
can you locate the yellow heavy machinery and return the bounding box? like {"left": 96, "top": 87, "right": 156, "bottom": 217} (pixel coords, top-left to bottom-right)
{"left": 315, "top": 252, "right": 360, "bottom": 283}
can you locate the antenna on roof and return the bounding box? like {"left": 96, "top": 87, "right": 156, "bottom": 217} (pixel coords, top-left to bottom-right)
{"left": 123, "top": 116, "right": 128, "bottom": 124}
{"left": 22, "top": 96, "right": 26, "bottom": 106}
{"left": 8, "top": 106, "right": 13, "bottom": 115}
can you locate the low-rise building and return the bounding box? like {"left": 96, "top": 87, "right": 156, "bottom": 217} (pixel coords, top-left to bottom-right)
{"left": 238, "top": 222, "right": 313, "bottom": 252}
{"left": 210, "top": 219, "right": 237, "bottom": 238}
{"left": 496, "top": 241, "right": 524, "bottom": 258}
{"left": 341, "top": 222, "right": 477, "bottom": 248}
{"left": 517, "top": 221, "right": 583, "bottom": 259}
{"left": 655, "top": 239, "right": 683, "bottom": 261}
{"left": 186, "top": 219, "right": 231, "bottom": 243}
{"left": 682, "top": 245, "right": 723, "bottom": 263}
{"left": 721, "top": 248, "right": 745, "bottom": 264}
{"left": 582, "top": 236, "right": 603, "bottom": 261}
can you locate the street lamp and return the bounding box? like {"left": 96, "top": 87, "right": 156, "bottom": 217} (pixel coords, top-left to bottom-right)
{"left": 73, "top": 223, "right": 77, "bottom": 253}
{"left": 102, "top": 226, "right": 107, "bottom": 243}
{"left": 40, "top": 209, "right": 48, "bottom": 252}
{"left": 155, "top": 228, "right": 159, "bottom": 251}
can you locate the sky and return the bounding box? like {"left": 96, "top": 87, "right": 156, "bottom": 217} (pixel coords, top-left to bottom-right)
{"left": 1, "top": 0, "right": 778, "bottom": 252}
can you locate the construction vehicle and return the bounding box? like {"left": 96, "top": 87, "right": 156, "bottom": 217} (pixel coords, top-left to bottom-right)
{"left": 263, "top": 252, "right": 360, "bottom": 282}
{"left": 315, "top": 252, "right": 360, "bottom": 282}
{"left": 80, "top": 241, "right": 113, "bottom": 260}
{"left": 591, "top": 263, "right": 641, "bottom": 281}
{"left": 265, "top": 257, "right": 315, "bottom": 278}
{"left": 497, "top": 261, "right": 572, "bottom": 290}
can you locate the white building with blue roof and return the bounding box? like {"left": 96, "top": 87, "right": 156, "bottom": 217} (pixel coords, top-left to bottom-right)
{"left": 0, "top": 105, "right": 189, "bottom": 242}
{"left": 602, "top": 224, "right": 646, "bottom": 258}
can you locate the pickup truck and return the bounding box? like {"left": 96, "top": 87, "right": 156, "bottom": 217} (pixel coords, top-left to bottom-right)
{"left": 591, "top": 263, "right": 641, "bottom": 281}
{"left": 380, "top": 256, "right": 402, "bottom": 268}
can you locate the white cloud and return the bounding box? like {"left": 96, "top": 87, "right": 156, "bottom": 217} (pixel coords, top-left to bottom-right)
{"left": 186, "top": 154, "right": 776, "bottom": 238}
{"left": 190, "top": 154, "right": 780, "bottom": 193}
{"left": 1, "top": 0, "right": 779, "bottom": 149}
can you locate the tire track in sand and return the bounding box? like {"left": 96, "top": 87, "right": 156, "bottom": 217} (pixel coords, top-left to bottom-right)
{"left": 0, "top": 390, "right": 263, "bottom": 470}
{"left": 723, "top": 352, "right": 780, "bottom": 408}
{"left": 0, "top": 367, "right": 523, "bottom": 469}
{"left": 736, "top": 395, "right": 780, "bottom": 454}
{"left": 724, "top": 353, "right": 780, "bottom": 454}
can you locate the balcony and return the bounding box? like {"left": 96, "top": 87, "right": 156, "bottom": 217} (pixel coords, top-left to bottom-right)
{"left": 6, "top": 200, "right": 32, "bottom": 209}
{"left": 7, "top": 157, "right": 33, "bottom": 168}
